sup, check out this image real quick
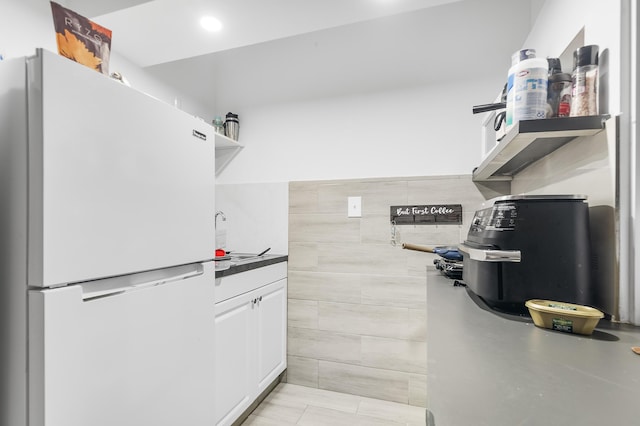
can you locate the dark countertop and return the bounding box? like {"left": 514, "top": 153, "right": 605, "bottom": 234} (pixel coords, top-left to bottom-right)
{"left": 215, "top": 254, "right": 288, "bottom": 278}
{"left": 426, "top": 269, "right": 640, "bottom": 426}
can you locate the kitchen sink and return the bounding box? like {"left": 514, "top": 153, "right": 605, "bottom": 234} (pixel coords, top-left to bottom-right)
{"left": 226, "top": 249, "right": 271, "bottom": 265}
{"left": 227, "top": 252, "right": 269, "bottom": 265}
{"left": 228, "top": 248, "right": 270, "bottom": 260}
{"left": 228, "top": 253, "right": 260, "bottom": 260}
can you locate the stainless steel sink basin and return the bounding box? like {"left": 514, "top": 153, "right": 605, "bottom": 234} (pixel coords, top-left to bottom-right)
{"left": 228, "top": 254, "right": 258, "bottom": 260}
{"left": 227, "top": 253, "right": 265, "bottom": 265}
{"left": 228, "top": 248, "right": 270, "bottom": 260}
{"left": 227, "top": 249, "right": 271, "bottom": 265}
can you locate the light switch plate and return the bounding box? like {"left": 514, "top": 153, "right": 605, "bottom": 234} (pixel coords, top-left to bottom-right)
{"left": 348, "top": 196, "right": 362, "bottom": 217}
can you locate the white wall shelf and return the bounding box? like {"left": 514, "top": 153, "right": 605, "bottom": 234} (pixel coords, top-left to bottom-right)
{"left": 215, "top": 133, "right": 243, "bottom": 177}
{"left": 472, "top": 115, "right": 609, "bottom": 182}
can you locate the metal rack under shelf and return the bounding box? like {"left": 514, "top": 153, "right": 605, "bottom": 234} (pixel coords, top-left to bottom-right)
{"left": 472, "top": 115, "right": 609, "bottom": 182}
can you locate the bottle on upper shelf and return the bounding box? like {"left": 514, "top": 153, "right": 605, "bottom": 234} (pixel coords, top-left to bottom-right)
{"left": 506, "top": 48, "right": 548, "bottom": 131}
{"left": 212, "top": 115, "right": 225, "bottom": 134}
{"left": 570, "top": 45, "right": 599, "bottom": 117}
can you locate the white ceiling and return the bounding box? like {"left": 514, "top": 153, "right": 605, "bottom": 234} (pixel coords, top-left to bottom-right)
{"left": 64, "top": 0, "right": 152, "bottom": 17}
{"left": 88, "top": 0, "right": 463, "bottom": 67}
{"left": 60, "top": 0, "right": 536, "bottom": 111}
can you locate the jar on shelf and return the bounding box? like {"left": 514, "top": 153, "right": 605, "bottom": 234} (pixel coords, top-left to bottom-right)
{"left": 212, "top": 116, "right": 224, "bottom": 134}
{"left": 570, "top": 45, "right": 599, "bottom": 117}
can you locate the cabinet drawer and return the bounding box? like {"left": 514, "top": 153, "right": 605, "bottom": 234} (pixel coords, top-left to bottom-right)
{"left": 214, "top": 262, "right": 287, "bottom": 303}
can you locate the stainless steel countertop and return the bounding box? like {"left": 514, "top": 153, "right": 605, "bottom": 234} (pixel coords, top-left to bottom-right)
{"left": 426, "top": 269, "right": 640, "bottom": 426}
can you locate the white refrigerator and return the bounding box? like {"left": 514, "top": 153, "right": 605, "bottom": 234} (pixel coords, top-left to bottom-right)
{"left": 0, "top": 49, "right": 216, "bottom": 426}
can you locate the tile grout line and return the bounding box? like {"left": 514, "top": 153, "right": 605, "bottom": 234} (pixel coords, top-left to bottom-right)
{"left": 294, "top": 402, "right": 311, "bottom": 425}
{"left": 288, "top": 324, "right": 428, "bottom": 344}
{"left": 354, "top": 396, "right": 364, "bottom": 417}
{"left": 288, "top": 354, "right": 427, "bottom": 378}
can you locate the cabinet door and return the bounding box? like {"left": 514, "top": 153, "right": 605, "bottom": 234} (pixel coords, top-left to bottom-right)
{"left": 214, "top": 293, "right": 254, "bottom": 426}
{"left": 255, "top": 278, "right": 287, "bottom": 393}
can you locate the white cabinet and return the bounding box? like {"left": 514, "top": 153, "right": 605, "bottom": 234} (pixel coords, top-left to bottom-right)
{"left": 214, "top": 262, "right": 287, "bottom": 426}
{"left": 214, "top": 293, "right": 253, "bottom": 426}
{"left": 255, "top": 281, "right": 287, "bottom": 393}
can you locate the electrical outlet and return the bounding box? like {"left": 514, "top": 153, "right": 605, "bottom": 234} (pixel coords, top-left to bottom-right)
{"left": 348, "top": 196, "right": 362, "bottom": 217}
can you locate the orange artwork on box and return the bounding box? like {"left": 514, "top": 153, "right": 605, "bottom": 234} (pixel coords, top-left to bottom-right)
{"left": 50, "top": 1, "right": 112, "bottom": 74}
{"left": 55, "top": 29, "right": 102, "bottom": 71}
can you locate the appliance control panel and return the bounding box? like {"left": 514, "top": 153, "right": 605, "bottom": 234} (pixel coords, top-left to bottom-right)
{"left": 470, "top": 202, "right": 517, "bottom": 233}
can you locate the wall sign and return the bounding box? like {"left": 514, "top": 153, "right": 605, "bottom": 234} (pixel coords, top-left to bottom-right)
{"left": 390, "top": 204, "right": 462, "bottom": 225}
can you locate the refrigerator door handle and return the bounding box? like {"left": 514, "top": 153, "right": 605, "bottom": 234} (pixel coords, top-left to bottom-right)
{"left": 80, "top": 262, "right": 206, "bottom": 301}
{"left": 130, "top": 266, "right": 204, "bottom": 290}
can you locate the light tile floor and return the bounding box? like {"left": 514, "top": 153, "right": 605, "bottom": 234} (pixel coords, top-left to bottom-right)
{"left": 241, "top": 383, "right": 426, "bottom": 426}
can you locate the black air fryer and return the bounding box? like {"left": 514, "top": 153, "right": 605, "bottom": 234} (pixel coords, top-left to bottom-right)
{"left": 460, "top": 195, "right": 592, "bottom": 314}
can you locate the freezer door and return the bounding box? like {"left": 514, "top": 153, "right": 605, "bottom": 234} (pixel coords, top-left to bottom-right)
{"left": 28, "top": 262, "right": 216, "bottom": 426}
{"left": 27, "top": 49, "right": 215, "bottom": 288}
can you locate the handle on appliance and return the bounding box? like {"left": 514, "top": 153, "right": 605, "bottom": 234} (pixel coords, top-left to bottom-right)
{"left": 402, "top": 243, "right": 435, "bottom": 253}
{"left": 472, "top": 102, "right": 506, "bottom": 114}
{"left": 130, "top": 266, "right": 203, "bottom": 291}
{"left": 81, "top": 263, "right": 205, "bottom": 301}
{"left": 458, "top": 244, "right": 521, "bottom": 262}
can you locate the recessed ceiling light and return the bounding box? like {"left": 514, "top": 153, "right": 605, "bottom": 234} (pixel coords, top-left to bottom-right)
{"left": 200, "top": 16, "right": 222, "bottom": 32}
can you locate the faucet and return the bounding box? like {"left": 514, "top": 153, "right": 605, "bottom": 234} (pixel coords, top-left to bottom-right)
{"left": 215, "top": 210, "right": 226, "bottom": 229}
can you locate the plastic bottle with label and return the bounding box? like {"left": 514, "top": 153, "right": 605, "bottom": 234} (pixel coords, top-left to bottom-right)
{"left": 506, "top": 49, "right": 533, "bottom": 130}
{"left": 511, "top": 49, "right": 548, "bottom": 124}
{"left": 506, "top": 49, "right": 546, "bottom": 130}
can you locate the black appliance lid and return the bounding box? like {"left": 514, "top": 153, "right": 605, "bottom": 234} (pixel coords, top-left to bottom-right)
{"left": 479, "top": 194, "right": 587, "bottom": 209}
{"left": 492, "top": 194, "right": 586, "bottom": 201}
